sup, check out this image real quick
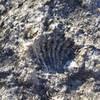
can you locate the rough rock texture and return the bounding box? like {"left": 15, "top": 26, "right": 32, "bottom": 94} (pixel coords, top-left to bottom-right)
{"left": 0, "top": 0, "right": 100, "bottom": 100}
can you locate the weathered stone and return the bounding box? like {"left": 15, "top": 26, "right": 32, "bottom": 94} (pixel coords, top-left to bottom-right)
{"left": 0, "top": 0, "right": 99, "bottom": 99}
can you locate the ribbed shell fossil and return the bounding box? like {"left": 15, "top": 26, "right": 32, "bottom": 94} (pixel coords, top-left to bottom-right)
{"left": 31, "top": 33, "right": 79, "bottom": 73}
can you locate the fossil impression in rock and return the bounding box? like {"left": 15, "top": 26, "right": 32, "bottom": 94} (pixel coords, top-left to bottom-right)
{"left": 30, "top": 33, "right": 79, "bottom": 73}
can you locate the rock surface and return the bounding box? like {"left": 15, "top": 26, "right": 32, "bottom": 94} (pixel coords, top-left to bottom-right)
{"left": 0, "top": 0, "right": 100, "bottom": 100}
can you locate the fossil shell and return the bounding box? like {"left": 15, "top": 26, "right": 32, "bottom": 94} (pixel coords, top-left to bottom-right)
{"left": 31, "top": 33, "right": 79, "bottom": 73}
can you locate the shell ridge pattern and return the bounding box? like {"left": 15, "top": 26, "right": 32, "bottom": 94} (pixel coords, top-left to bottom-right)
{"left": 31, "top": 33, "right": 78, "bottom": 73}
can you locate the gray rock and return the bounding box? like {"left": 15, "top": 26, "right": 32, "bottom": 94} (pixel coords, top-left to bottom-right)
{"left": 0, "top": 0, "right": 99, "bottom": 99}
